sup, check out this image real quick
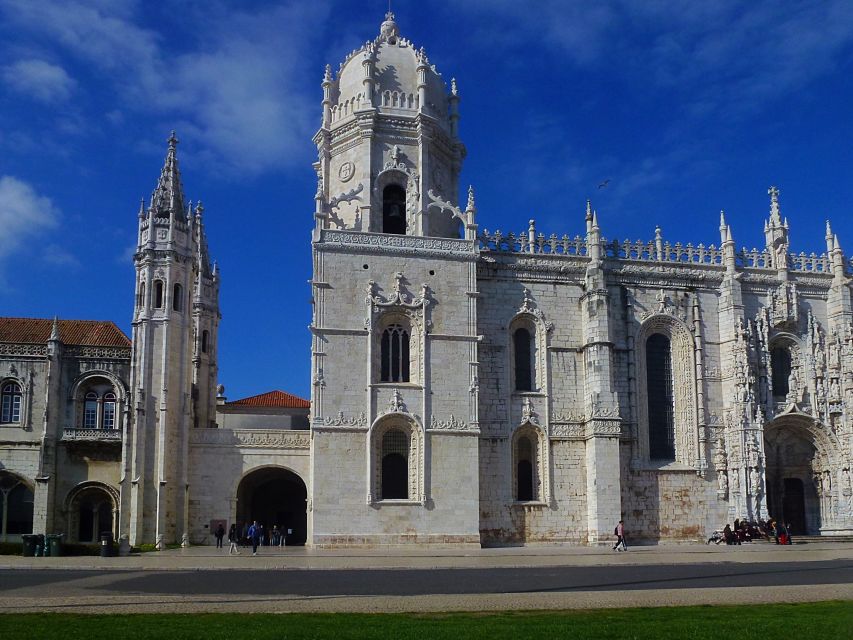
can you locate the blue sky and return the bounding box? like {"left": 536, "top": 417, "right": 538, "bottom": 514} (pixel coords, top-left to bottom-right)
{"left": 1, "top": 0, "right": 852, "bottom": 401}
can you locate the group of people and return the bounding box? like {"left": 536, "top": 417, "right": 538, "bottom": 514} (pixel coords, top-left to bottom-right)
{"left": 707, "top": 519, "right": 794, "bottom": 546}
{"left": 213, "top": 521, "right": 289, "bottom": 555}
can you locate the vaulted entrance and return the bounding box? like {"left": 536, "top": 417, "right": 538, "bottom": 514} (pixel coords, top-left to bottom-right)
{"left": 236, "top": 467, "right": 307, "bottom": 545}
{"left": 764, "top": 417, "right": 832, "bottom": 535}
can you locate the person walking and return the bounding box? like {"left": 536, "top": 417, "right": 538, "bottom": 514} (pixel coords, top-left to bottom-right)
{"left": 228, "top": 524, "right": 240, "bottom": 555}
{"left": 214, "top": 523, "right": 225, "bottom": 549}
{"left": 612, "top": 520, "right": 627, "bottom": 551}
{"left": 248, "top": 520, "right": 261, "bottom": 556}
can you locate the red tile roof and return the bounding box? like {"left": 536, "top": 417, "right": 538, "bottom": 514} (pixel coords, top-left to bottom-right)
{"left": 227, "top": 390, "right": 310, "bottom": 409}
{"left": 0, "top": 317, "right": 131, "bottom": 347}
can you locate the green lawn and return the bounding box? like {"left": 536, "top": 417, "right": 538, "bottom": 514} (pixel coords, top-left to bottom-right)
{"left": 0, "top": 602, "right": 850, "bottom": 639}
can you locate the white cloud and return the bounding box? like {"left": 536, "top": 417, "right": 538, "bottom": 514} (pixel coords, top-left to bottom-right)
{"left": 2, "top": 58, "right": 76, "bottom": 102}
{"left": 42, "top": 243, "right": 80, "bottom": 268}
{"left": 0, "top": 176, "right": 60, "bottom": 284}
{"left": 0, "top": 0, "right": 329, "bottom": 174}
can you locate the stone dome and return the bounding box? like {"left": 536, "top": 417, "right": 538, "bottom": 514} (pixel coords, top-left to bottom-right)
{"left": 330, "top": 13, "right": 450, "bottom": 129}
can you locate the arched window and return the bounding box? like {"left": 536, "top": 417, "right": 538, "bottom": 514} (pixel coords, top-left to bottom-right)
{"left": 173, "top": 283, "right": 183, "bottom": 311}
{"left": 1, "top": 382, "right": 22, "bottom": 424}
{"left": 514, "top": 328, "right": 533, "bottom": 391}
{"left": 153, "top": 280, "right": 164, "bottom": 308}
{"left": 83, "top": 392, "right": 99, "bottom": 429}
{"left": 646, "top": 333, "right": 675, "bottom": 461}
{"left": 382, "top": 184, "right": 407, "bottom": 235}
{"left": 102, "top": 393, "right": 117, "bottom": 430}
{"left": 381, "top": 429, "right": 409, "bottom": 499}
{"left": 516, "top": 435, "right": 534, "bottom": 501}
{"left": 201, "top": 330, "right": 209, "bottom": 354}
{"left": 137, "top": 281, "right": 146, "bottom": 309}
{"left": 381, "top": 324, "right": 410, "bottom": 383}
{"left": 771, "top": 347, "right": 791, "bottom": 398}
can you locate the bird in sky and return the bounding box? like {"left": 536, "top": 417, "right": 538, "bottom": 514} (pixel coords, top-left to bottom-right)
{"left": 598, "top": 179, "right": 610, "bottom": 189}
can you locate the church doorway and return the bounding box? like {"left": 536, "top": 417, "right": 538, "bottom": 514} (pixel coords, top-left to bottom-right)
{"left": 66, "top": 483, "right": 118, "bottom": 543}
{"left": 236, "top": 467, "right": 307, "bottom": 546}
{"left": 764, "top": 418, "right": 828, "bottom": 535}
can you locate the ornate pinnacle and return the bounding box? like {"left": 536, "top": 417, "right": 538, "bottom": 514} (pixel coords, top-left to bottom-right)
{"left": 150, "top": 130, "right": 186, "bottom": 218}
{"left": 451, "top": 77, "right": 458, "bottom": 96}
{"left": 768, "top": 185, "right": 781, "bottom": 225}
{"left": 195, "top": 201, "right": 204, "bottom": 217}
{"left": 826, "top": 219, "right": 833, "bottom": 239}
{"left": 585, "top": 199, "right": 593, "bottom": 220}
{"left": 138, "top": 198, "right": 146, "bottom": 219}
{"left": 719, "top": 210, "right": 726, "bottom": 229}
{"left": 168, "top": 130, "right": 178, "bottom": 150}
{"left": 323, "top": 64, "right": 332, "bottom": 83}
{"left": 50, "top": 316, "right": 60, "bottom": 341}
{"left": 466, "top": 185, "right": 476, "bottom": 212}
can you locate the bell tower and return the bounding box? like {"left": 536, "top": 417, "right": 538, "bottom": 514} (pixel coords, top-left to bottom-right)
{"left": 313, "top": 12, "right": 466, "bottom": 238}
{"left": 121, "top": 132, "right": 220, "bottom": 547}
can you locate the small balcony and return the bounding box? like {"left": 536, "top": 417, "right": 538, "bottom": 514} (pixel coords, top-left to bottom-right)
{"left": 62, "top": 427, "right": 122, "bottom": 442}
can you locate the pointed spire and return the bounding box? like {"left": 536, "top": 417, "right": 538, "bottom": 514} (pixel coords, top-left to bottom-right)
{"left": 591, "top": 210, "right": 599, "bottom": 230}
{"left": 834, "top": 234, "right": 841, "bottom": 252}
{"left": 768, "top": 185, "right": 782, "bottom": 227}
{"left": 50, "top": 316, "right": 60, "bottom": 341}
{"left": 585, "top": 199, "right": 593, "bottom": 221}
{"left": 323, "top": 64, "right": 333, "bottom": 83}
{"left": 719, "top": 210, "right": 726, "bottom": 229}
{"left": 195, "top": 201, "right": 204, "bottom": 218}
{"left": 149, "top": 130, "right": 186, "bottom": 218}
{"left": 138, "top": 198, "right": 146, "bottom": 219}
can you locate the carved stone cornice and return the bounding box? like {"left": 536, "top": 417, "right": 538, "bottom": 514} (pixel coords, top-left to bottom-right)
{"left": 317, "top": 230, "right": 475, "bottom": 260}
{"left": 189, "top": 428, "right": 310, "bottom": 449}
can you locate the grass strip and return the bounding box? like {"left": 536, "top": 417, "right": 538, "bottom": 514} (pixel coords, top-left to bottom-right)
{"left": 0, "top": 601, "right": 850, "bottom": 639}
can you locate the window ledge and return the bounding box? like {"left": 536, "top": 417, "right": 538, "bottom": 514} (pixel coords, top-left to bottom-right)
{"left": 512, "top": 500, "right": 548, "bottom": 508}
{"left": 374, "top": 499, "right": 424, "bottom": 506}
{"left": 371, "top": 383, "right": 423, "bottom": 390}
{"left": 636, "top": 460, "right": 695, "bottom": 472}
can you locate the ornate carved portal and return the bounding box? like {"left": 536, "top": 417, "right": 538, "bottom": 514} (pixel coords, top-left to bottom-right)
{"left": 763, "top": 416, "right": 842, "bottom": 535}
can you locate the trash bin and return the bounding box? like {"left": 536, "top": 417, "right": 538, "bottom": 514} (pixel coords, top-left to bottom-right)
{"left": 21, "top": 534, "right": 38, "bottom": 557}
{"left": 33, "top": 534, "right": 45, "bottom": 557}
{"left": 100, "top": 532, "right": 115, "bottom": 557}
{"left": 46, "top": 534, "right": 63, "bottom": 557}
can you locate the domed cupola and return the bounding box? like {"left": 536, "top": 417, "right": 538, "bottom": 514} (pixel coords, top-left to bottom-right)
{"left": 314, "top": 12, "right": 466, "bottom": 239}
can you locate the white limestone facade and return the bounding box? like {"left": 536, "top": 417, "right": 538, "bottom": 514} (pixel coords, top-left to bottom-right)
{"left": 3, "top": 12, "right": 852, "bottom": 549}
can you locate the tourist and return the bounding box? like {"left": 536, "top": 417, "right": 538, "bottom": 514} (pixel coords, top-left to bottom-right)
{"left": 228, "top": 524, "right": 240, "bottom": 555}
{"left": 248, "top": 520, "right": 261, "bottom": 556}
{"left": 612, "top": 520, "right": 627, "bottom": 551}
{"left": 214, "top": 523, "right": 225, "bottom": 549}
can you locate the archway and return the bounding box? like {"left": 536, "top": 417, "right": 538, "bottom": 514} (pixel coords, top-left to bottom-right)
{"left": 764, "top": 418, "right": 828, "bottom": 535}
{"left": 236, "top": 467, "right": 307, "bottom": 546}
{"left": 66, "top": 483, "right": 118, "bottom": 543}
{"left": 0, "top": 472, "right": 33, "bottom": 542}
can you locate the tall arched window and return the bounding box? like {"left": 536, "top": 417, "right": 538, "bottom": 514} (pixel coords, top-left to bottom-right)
{"left": 382, "top": 184, "right": 407, "bottom": 235}
{"left": 83, "top": 392, "right": 99, "bottom": 429}
{"left": 102, "top": 393, "right": 117, "bottom": 430}
{"left": 1, "top": 382, "right": 22, "bottom": 424}
{"left": 137, "top": 281, "right": 146, "bottom": 309}
{"left": 771, "top": 347, "right": 791, "bottom": 398}
{"left": 173, "top": 283, "right": 183, "bottom": 311}
{"left": 201, "top": 330, "right": 209, "bottom": 354}
{"left": 516, "top": 435, "right": 534, "bottom": 501}
{"left": 646, "top": 333, "right": 675, "bottom": 460}
{"left": 514, "top": 327, "right": 533, "bottom": 391}
{"left": 381, "top": 429, "right": 409, "bottom": 499}
{"left": 381, "top": 324, "right": 410, "bottom": 383}
{"left": 153, "top": 280, "right": 164, "bottom": 308}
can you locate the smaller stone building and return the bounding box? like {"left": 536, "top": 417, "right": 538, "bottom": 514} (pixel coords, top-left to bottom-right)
{"left": 0, "top": 317, "right": 131, "bottom": 543}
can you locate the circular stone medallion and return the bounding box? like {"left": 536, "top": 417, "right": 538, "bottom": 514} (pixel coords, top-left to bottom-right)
{"left": 338, "top": 161, "right": 355, "bottom": 182}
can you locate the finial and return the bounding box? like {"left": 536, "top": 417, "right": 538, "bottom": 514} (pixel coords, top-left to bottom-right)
{"left": 380, "top": 9, "right": 399, "bottom": 41}
{"left": 195, "top": 201, "right": 204, "bottom": 217}
{"left": 826, "top": 219, "right": 833, "bottom": 238}
{"left": 768, "top": 185, "right": 781, "bottom": 225}
{"left": 466, "top": 185, "right": 476, "bottom": 212}
{"left": 50, "top": 316, "right": 60, "bottom": 341}
{"left": 138, "top": 198, "right": 146, "bottom": 219}
{"left": 655, "top": 225, "right": 662, "bottom": 240}
{"left": 719, "top": 210, "right": 726, "bottom": 228}
{"left": 315, "top": 174, "right": 324, "bottom": 199}
{"left": 168, "top": 130, "right": 178, "bottom": 150}
{"left": 212, "top": 261, "right": 218, "bottom": 276}
{"left": 324, "top": 64, "right": 332, "bottom": 83}
{"left": 451, "top": 77, "right": 458, "bottom": 96}
{"left": 585, "top": 199, "right": 592, "bottom": 220}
